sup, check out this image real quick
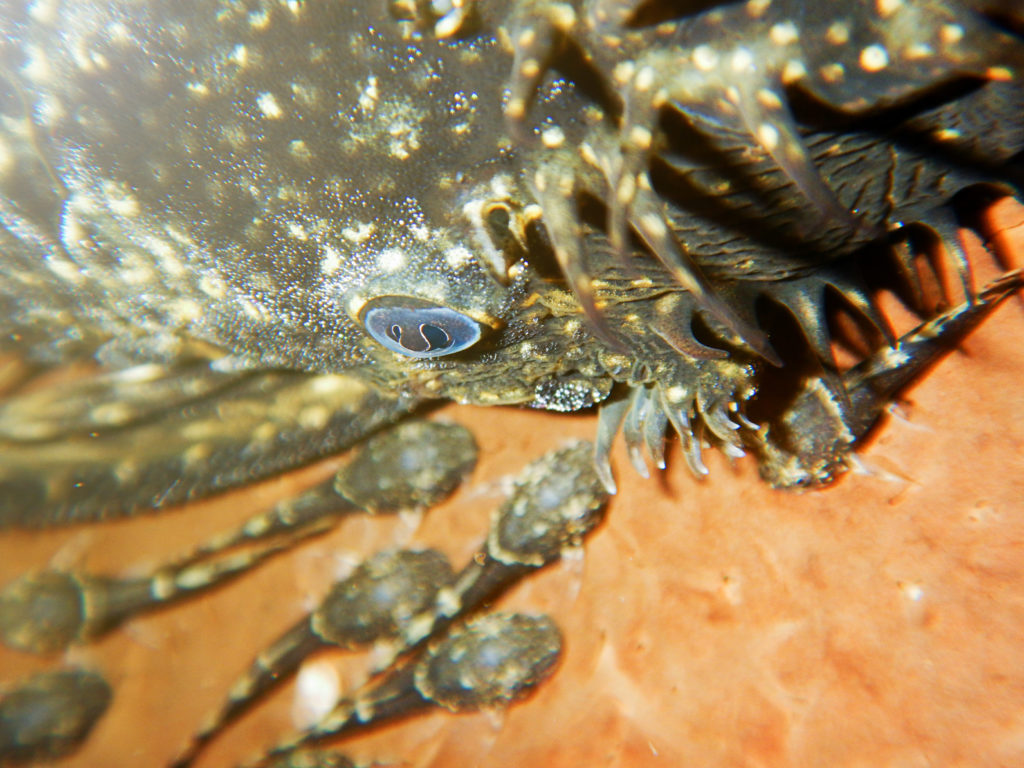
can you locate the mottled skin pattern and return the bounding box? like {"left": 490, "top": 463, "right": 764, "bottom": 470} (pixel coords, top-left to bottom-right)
{"left": 0, "top": 0, "right": 1023, "bottom": 765}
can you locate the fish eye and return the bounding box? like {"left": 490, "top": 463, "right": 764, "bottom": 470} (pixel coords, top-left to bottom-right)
{"left": 360, "top": 296, "right": 483, "bottom": 358}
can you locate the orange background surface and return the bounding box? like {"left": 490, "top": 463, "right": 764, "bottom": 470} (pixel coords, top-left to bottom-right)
{"left": 1, "top": 201, "right": 1023, "bottom": 768}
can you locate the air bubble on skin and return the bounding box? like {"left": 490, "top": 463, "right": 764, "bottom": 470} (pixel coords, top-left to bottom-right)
{"left": 396, "top": 508, "right": 425, "bottom": 544}
{"left": 558, "top": 545, "right": 586, "bottom": 603}
{"left": 292, "top": 660, "right": 340, "bottom": 730}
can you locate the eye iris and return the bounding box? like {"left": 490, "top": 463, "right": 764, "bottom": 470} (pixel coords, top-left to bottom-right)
{"left": 419, "top": 323, "right": 451, "bottom": 351}
{"left": 362, "top": 300, "right": 482, "bottom": 359}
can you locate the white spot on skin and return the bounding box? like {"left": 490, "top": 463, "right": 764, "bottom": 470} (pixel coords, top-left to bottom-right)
{"left": 875, "top": 0, "right": 902, "bottom": 17}
{"left": 639, "top": 212, "right": 667, "bottom": 239}
{"left": 444, "top": 245, "right": 473, "bottom": 269}
{"left": 105, "top": 21, "right": 130, "bottom": 43}
{"left": 27, "top": 0, "right": 58, "bottom": 24}
{"left": 819, "top": 63, "right": 845, "bottom": 83}
{"left": 240, "top": 298, "right": 267, "bottom": 322}
{"left": 321, "top": 245, "right": 343, "bottom": 275}
{"left": 541, "top": 126, "right": 565, "bottom": 148}
{"left": 612, "top": 60, "right": 635, "bottom": 86}
{"left": 628, "top": 125, "right": 652, "bottom": 150}
{"left": 103, "top": 182, "right": 141, "bottom": 217}
{"left": 730, "top": 48, "right": 754, "bottom": 73}
{"left": 782, "top": 59, "right": 807, "bottom": 84}
{"left": 826, "top": 22, "right": 850, "bottom": 46}
{"left": 757, "top": 123, "right": 780, "bottom": 151}
{"left": 141, "top": 235, "right": 185, "bottom": 276}
{"left": 151, "top": 573, "right": 175, "bottom": 601}
{"left": 616, "top": 174, "right": 637, "bottom": 206}
{"left": 664, "top": 385, "right": 690, "bottom": 405}
{"left": 769, "top": 22, "right": 798, "bottom": 47}
{"left": 358, "top": 76, "right": 379, "bottom": 113}
{"left": 634, "top": 65, "right": 657, "bottom": 92}
{"left": 91, "top": 403, "right": 133, "bottom": 426}
{"left": 859, "top": 44, "right": 889, "bottom": 72}
{"left": 288, "top": 140, "right": 312, "bottom": 163}
{"left": 69, "top": 42, "right": 97, "bottom": 72}
{"left": 745, "top": 0, "right": 771, "bottom": 18}
{"left": 548, "top": 3, "right": 577, "bottom": 30}
{"left": 113, "top": 459, "right": 139, "bottom": 485}
{"left": 36, "top": 94, "right": 65, "bottom": 128}
{"left": 692, "top": 44, "right": 718, "bottom": 71}
{"left": 719, "top": 573, "right": 742, "bottom": 605}
{"left": 182, "top": 442, "right": 213, "bottom": 468}
{"left": 940, "top": 24, "right": 964, "bottom": 45}
{"left": 256, "top": 92, "right": 283, "bottom": 119}
{"left": 248, "top": 8, "right": 270, "bottom": 28}
{"left": 299, "top": 406, "right": 329, "bottom": 430}
{"left": 756, "top": 88, "right": 783, "bottom": 110}
{"left": 169, "top": 298, "right": 202, "bottom": 322}
{"left": 904, "top": 42, "right": 934, "bottom": 60}
{"left": 489, "top": 175, "right": 512, "bottom": 199}
{"left": 0, "top": 138, "right": 13, "bottom": 177}
{"left": 21, "top": 45, "right": 53, "bottom": 84}
{"left": 229, "top": 44, "right": 248, "bottom": 67}
{"left": 251, "top": 422, "right": 278, "bottom": 445}
{"left": 199, "top": 274, "right": 227, "bottom": 299}
{"left": 519, "top": 58, "right": 541, "bottom": 79}
{"left": 342, "top": 222, "right": 375, "bottom": 244}
{"left": 386, "top": 118, "right": 421, "bottom": 159}
{"left": 378, "top": 248, "right": 406, "bottom": 273}
{"left": 290, "top": 81, "right": 318, "bottom": 107}
{"left": 517, "top": 28, "right": 537, "bottom": 49}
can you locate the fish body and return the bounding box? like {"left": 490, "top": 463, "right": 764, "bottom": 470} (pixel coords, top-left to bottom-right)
{"left": 0, "top": 1, "right": 1023, "bottom": 765}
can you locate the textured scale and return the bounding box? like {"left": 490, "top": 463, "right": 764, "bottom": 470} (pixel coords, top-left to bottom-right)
{"left": 0, "top": 0, "right": 1022, "bottom": 766}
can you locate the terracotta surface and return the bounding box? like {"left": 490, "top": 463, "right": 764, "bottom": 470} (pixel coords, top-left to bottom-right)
{"left": 1, "top": 201, "right": 1023, "bottom": 768}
